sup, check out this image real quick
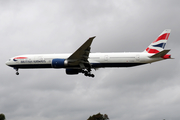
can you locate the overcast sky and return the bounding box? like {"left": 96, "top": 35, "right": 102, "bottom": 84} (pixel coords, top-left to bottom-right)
{"left": 1, "top": 0, "right": 180, "bottom": 120}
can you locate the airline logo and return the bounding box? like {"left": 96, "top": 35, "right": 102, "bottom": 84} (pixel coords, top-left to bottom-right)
{"left": 153, "top": 33, "right": 170, "bottom": 43}
{"left": 146, "top": 30, "right": 170, "bottom": 54}
{"left": 13, "top": 57, "right": 46, "bottom": 63}
{"left": 13, "top": 57, "right": 27, "bottom": 61}
{"left": 152, "top": 43, "right": 166, "bottom": 49}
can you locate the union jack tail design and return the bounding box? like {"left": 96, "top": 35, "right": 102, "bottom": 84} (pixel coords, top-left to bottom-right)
{"left": 144, "top": 29, "right": 171, "bottom": 53}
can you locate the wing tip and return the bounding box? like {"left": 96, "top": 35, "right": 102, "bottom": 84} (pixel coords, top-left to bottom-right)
{"left": 90, "top": 36, "right": 96, "bottom": 39}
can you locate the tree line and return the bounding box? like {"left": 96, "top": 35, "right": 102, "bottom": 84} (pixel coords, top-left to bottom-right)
{"left": 0, "top": 112, "right": 109, "bottom": 120}
{"left": 87, "top": 113, "right": 109, "bottom": 120}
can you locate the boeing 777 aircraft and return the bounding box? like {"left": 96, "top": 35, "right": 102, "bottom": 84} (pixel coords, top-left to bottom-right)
{"left": 6, "top": 29, "right": 172, "bottom": 77}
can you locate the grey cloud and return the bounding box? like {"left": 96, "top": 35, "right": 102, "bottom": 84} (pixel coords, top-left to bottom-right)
{"left": 1, "top": 0, "right": 180, "bottom": 120}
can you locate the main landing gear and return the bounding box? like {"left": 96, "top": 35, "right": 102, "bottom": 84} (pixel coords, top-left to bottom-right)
{"left": 82, "top": 69, "right": 95, "bottom": 78}
{"left": 14, "top": 68, "right": 19, "bottom": 75}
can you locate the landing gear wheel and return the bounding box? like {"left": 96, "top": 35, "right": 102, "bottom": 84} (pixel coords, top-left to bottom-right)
{"left": 91, "top": 74, "right": 95, "bottom": 78}
{"left": 14, "top": 68, "right": 19, "bottom": 75}
{"left": 83, "top": 72, "right": 95, "bottom": 78}
{"left": 82, "top": 68, "right": 95, "bottom": 78}
{"left": 84, "top": 72, "right": 88, "bottom": 76}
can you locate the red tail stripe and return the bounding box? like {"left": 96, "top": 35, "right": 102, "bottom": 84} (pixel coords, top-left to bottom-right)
{"left": 146, "top": 47, "right": 159, "bottom": 53}
{"left": 162, "top": 54, "right": 171, "bottom": 59}
{"left": 153, "top": 33, "right": 170, "bottom": 43}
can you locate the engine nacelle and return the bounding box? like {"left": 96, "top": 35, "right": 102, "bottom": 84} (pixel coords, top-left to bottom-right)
{"left": 52, "top": 59, "right": 68, "bottom": 68}
{"left": 66, "top": 69, "right": 80, "bottom": 75}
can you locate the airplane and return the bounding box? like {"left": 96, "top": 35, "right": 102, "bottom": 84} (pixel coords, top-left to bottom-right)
{"left": 6, "top": 29, "right": 172, "bottom": 78}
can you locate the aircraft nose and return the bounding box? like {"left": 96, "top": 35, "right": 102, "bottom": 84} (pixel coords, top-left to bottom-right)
{"left": 6, "top": 61, "right": 10, "bottom": 66}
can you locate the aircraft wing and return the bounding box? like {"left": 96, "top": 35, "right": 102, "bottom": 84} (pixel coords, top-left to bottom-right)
{"left": 67, "top": 36, "right": 96, "bottom": 68}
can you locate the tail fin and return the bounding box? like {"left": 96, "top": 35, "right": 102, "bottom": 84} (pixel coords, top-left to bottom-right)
{"left": 144, "top": 29, "right": 171, "bottom": 53}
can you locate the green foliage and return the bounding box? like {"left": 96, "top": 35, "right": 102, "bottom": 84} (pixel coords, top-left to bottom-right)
{"left": 0, "top": 114, "right": 5, "bottom": 120}
{"left": 87, "top": 113, "right": 109, "bottom": 120}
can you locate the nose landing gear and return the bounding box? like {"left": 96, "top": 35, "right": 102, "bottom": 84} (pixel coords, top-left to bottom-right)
{"left": 14, "top": 68, "right": 19, "bottom": 75}
{"left": 16, "top": 72, "right": 19, "bottom": 75}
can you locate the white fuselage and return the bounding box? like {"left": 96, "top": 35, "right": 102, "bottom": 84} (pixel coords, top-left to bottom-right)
{"left": 6, "top": 52, "right": 163, "bottom": 69}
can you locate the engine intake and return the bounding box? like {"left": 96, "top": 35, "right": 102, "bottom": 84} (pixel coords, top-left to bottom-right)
{"left": 52, "top": 59, "right": 68, "bottom": 68}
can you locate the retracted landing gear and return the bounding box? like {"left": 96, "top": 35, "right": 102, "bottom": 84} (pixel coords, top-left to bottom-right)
{"left": 82, "top": 69, "right": 95, "bottom": 78}
{"left": 14, "top": 68, "right": 19, "bottom": 75}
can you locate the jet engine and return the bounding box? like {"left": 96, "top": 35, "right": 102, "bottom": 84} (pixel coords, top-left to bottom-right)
{"left": 52, "top": 59, "right": 68, "bottom": 68}
{"left": 66, "top": 69, "right": 80, "bottom": 75}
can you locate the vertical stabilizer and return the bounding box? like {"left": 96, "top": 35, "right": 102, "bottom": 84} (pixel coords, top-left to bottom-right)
{"left": 144, "top": 29, "right": 171, "bottom": 53}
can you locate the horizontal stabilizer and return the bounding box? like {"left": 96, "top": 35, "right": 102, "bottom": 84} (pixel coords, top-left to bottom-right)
{"left": 149, "top": 49, "right": 170, "bottom": 58}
